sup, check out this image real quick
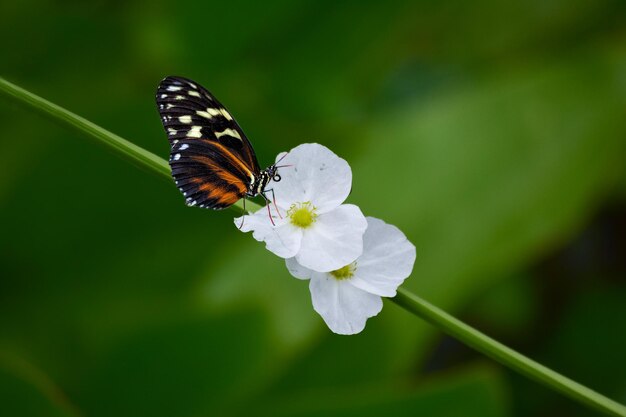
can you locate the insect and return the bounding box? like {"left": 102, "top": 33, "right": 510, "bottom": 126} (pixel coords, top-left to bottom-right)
{"left": 156, "top": 76, "right": 285, "bottom": 222}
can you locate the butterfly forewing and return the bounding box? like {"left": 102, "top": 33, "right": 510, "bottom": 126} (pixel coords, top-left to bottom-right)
{"left": 156, "top": 76, "right": 260, "bottom": 209}
{"left": 157, "top": 76, "right": 260, "bottom": 172}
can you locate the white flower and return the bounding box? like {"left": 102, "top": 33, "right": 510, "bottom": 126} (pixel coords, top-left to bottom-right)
{"left": 236, "top": 143, "right": 367, "bottom": 272}
{"left": 286, "top": 217, "right": 416, "bottom": 335}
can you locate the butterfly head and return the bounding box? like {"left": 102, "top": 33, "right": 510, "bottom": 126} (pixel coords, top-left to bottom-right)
{"left": 249, "top": 165, "right": 281, "bottom": 197}
{"left": 265, "top": 164, "right": 281, "bottom": 183}
{"left": 265, "top": 151, "right": 294, "bottom": 184}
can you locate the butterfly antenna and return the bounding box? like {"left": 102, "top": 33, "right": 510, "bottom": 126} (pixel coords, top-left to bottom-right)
{"left": 275, "top": 164, "right": 294, "bottom": 169}
{"left": 275, "top": 151, "right": 290, "bottom": 164}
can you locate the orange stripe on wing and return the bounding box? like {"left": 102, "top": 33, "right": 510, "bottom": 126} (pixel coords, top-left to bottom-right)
{"left": 205, "top": 141, "right": 255, "bottom": 180}
{"left": 188, "top": 176, "right": 241, "bottom": 206}
{"left": 190, "top": 156, "right": 248, "bottom": 194}
{"left": 198, "top": 182, "right": 239, "bottom": 204}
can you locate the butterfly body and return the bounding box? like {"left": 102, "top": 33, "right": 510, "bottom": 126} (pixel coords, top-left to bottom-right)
{"left": 156, "top": 76, "right": 280, "bottom": 209}
{"left": 250, "top": 164, "right": 281, "bottom": 195}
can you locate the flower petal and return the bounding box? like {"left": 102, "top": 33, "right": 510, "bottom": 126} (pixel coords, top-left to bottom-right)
{"left": 296, "top": 204, "right": 367, "bottom": 272}
{"left": 285, "top": 257, "right": 312, "bottom": 280}
{"left": 350, "top": 217, "right": 416, "bottom": 297}
{"left": 273, "top": 143, "right": 352, "bottom": 213}
{"left": 309, "top": 273, "right": 382, "bottom": 335}
{"left": 235, "top": 210, "right": 302, "bottom": 259}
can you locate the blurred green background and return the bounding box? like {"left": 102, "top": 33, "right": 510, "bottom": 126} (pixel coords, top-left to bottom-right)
{"left": 1, "top": 1, "right": 625, "bottom": 416}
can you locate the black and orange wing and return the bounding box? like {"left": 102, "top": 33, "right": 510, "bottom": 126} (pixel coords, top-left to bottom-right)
{"left": 169, "top": 138, "right": 254, "bottom": 209}
{"left": 156, "top": 76, "right": 259, "bottom": 209}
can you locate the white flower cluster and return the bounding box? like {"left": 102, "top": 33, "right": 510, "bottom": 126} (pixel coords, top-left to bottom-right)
{"left": 236, "top": 144, "right": 416, "bottom": 335}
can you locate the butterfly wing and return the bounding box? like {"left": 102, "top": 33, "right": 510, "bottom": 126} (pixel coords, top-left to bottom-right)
{"left": 156, "top": 76, "right": 260, "bottom": 209}
{"left": 169, "top": 138, "right": 255, "bottom": 209}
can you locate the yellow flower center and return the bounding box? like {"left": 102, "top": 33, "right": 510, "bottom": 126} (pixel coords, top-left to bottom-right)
{"left": 288, "top": 201, "right": 318, "bottom": 228}
{"left": 330, "top": 263, "right": 357, "bottom": 280}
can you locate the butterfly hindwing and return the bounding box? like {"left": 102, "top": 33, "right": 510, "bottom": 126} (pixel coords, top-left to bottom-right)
{"left": 169, "top": 138, "right": 253, "bottom": 209}
{"left": 156, "top": 76, "right": 261, "bottom": 209}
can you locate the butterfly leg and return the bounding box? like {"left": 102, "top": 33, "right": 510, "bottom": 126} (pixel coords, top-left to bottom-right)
{"left": 260, "top": 193, "right": 276, "bottom": 226}
{"left": 237, "top": 196, "right": 247, "bottom": 230}
{"left": 264, "top": 188, "right": 283, "bottom": 219}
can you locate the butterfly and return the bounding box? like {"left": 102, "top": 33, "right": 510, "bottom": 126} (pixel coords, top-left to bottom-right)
{"left": 156, "top": 76, "right": 285, "bottom": 219}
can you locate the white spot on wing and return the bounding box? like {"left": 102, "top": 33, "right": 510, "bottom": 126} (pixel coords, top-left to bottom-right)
{"left": 179, "top": 115, "right": 192, "bottom": 124}
{"left": 188, "top": 90, "right": 201, "bottom": 98}
{"left": 174, "top": 153, "right": 181, "bottom": 160}
{"left": 215, "top": 128, "right": 242, "bottom": 140}
{"left": 175, "top": 95, "right": 185, "bottom": 100}
{"left": 179, "top": 143, "right": 190, "bottom": 150}
{"left": 187, "top": 126, "right": 202, "bottom": 138}
{"left": 220, "top": 108, "right": 233, "bottom": 121}
{"left": 196, "top": 110, "right": 213, "bottom": 119}
{"left": 160, "top": 94, "right": 167, "bottom": 98}
{"left": 207, "top": 108, "right": 220, "bottom": 116}
{"left": 167, "top": 128, "right": 177, "bottom": 136}
{"left": 167, "top": 86, "right": 182, "bottom": 91}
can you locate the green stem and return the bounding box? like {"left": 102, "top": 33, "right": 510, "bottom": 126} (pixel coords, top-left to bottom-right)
{"left": 1, "top": 76, "right": 624, "bottom": 417}
{"left": 0, "top": 76, "right": 260, "bottom": 212}
{"left": 391, "top": 288, "right": 626, "bottom": 417}
{"left": 0, "top": 77, "right": 170, "bottom": 181}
